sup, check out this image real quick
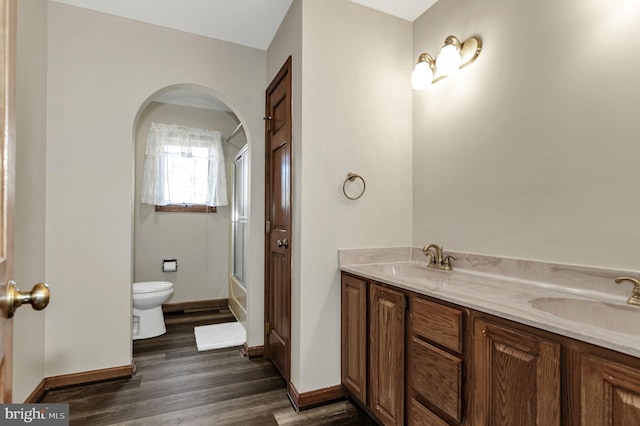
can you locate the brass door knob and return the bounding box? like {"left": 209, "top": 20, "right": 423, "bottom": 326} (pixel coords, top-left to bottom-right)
{"left": 5, "top": 281, "right": 50, "bottom": 318}
{"left": 276, "top": 239, "right": 289, "bottom": 249}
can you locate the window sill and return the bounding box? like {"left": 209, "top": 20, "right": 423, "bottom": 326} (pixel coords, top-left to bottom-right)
{"left": 155, "top": 204, "right": 217, "bottom": 213}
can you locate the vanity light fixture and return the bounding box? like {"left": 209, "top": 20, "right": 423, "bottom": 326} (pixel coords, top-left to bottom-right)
{"left": 412, "top": 34, "right": 482, "bottom": 90}
{"left": 436, "top": 36, "right": 463, "bottom": 76}
{"left": 411, "top": 53, "right": 436, "bottom": 90}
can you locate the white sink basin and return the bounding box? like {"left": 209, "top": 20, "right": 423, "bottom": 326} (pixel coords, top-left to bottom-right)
{"left": 362, "top": 262, "right": 436, "bottom": 279}
{"left": 351, "top": 262, "right": 460, "bottom": 292}
{"left": 530, "top": 297, "right": 640, "bottom": 335}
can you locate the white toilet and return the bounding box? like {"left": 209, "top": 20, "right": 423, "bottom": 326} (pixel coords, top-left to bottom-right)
{"left": 132, "top": 281, "right": 174, "bottom": 340}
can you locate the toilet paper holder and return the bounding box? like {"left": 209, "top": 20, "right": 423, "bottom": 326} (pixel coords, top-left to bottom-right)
{"left": 162, "top": 259, "right": 178, "bottom": 272}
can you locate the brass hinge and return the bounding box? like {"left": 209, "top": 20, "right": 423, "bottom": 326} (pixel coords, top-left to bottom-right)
{"left": 265, "top": 322, "right": 270, "bottom": 335}
{"left": 266, "top": 220, "right": 271, "bottom": 234}
{"left": 264, "top": 116, "right": 272, "bottom": 132}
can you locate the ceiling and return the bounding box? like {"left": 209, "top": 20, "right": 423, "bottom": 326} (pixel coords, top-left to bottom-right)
{"left": 349, "top": 0, "right": 438, "bottom": 21}
{"left": 50, "top": 0, "right": 438, "bottom": 50}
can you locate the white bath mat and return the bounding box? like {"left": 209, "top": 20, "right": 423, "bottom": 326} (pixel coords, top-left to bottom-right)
{"left": 194, "top": 322, "right": 246, "bottom": 351}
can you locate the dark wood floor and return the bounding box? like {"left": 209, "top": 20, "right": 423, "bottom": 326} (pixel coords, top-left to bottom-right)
{"left": 40, "top": 308, "right": 374, "bottom": 426}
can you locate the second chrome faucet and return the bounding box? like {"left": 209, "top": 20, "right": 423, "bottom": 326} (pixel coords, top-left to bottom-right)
{"left": 423, "top": 243, "right": 456, "bottom": 271}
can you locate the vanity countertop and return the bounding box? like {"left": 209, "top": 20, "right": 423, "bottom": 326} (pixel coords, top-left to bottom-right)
{"left": 339, "top": 247, "right": 640, "bottom": 358}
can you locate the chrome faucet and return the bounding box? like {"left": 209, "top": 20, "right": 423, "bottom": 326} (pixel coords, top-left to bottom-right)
{"left": 422, "top": 243, "right": 456, "bottom": 271}
{"left": 614, "top": 277, "right": 640, "bottom": 306}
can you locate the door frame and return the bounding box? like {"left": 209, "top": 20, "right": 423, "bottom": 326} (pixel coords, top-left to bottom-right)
{"left": 264, "top": 56, "right": 292, "bottom": 382}
{"left": 0, "top": 0, "right": 16, "bottom": 402}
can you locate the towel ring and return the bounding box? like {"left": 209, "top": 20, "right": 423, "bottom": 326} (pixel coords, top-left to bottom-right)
{"left": 342, "top": 172, "right": 366, "bottom": 200}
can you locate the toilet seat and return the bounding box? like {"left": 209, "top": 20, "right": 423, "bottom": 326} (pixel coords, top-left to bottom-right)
{"left": 133, "top": 281, "right": 173, "bottom": 294}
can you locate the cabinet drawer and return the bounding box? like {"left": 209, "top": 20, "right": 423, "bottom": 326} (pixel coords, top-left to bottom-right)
{"left": 412, "top": 296, "right": 462, "bottom": 353}
{"left": 408, "top": 398, "right": 449, "bottom": 426}
{"left": 411, "top": 337, "right": 462, "bottom": 422}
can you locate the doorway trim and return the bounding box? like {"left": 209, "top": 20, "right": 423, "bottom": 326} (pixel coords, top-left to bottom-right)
{"left": 130, "top": 84, "right": 250, "bottom": 349}
{"left": 264, "top": 57, "right": 293, "bottom": 384}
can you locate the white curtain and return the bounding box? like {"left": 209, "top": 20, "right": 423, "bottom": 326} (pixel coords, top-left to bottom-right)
{"left": 141, "top": 122, "right": 228, "bottom": 207}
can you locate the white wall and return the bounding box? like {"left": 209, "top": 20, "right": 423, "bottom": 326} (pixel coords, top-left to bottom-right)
{"left": 14, "top": 0, "right": 47, "bottom": 402}
{"left": 412, "top": 0, "right": 640, "bottom": 270}
{"left": 267, "top": 0, "right": 413, "bottom": 393}
{"left": 45, "top": 3, "right": 265, "bottom": 377}
{"left": 134, "top": 102, "right": 243, "bottom": 303}
{"left": 266, "top": 0, "right": 302, "bottom": 386}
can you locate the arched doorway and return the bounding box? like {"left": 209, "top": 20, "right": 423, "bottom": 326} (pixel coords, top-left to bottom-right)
{"left": 131, "top": 84, "right": 249, "bottom": 346}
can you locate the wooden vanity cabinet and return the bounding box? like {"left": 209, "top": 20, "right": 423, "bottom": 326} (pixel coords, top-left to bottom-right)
{"left": 342, "top": 271, "right": 640, "bottom": 426}
{"left": 408, "top": 296, "right": 464, "bottom": 426}
{"left": 472, "top": 317, "right": 561, "bottom": 425}
{"left": 341, "top": 273, "right": 464, "bottom": 426}
{"left": 341, "top": 274, "right": 406, "bottom": 426}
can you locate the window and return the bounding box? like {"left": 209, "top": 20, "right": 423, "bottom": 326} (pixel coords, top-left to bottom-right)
{"left": 141, "top": 122, "right": 228, "bottom": 212}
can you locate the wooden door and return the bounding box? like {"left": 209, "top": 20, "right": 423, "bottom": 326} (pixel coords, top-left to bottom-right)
{"left": 369, "top": 284, "right": 405, "bottom": 426}
{"left": 0, "top": 0, "right": 16, "bottom": 402}
{"left": 341, "top": 274, "right": 367, "bottom": 403}
{"left": 264, "top": 57, "right": 292, "bottom": 381}
{"left": 580, "top": 353, "right": 640, "bottom": 425}
{"left": 473, "top": 318, "right": 561, "bottom": 426}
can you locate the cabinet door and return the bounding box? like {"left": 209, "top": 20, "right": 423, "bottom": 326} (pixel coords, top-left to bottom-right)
{"left": 580, "top": 353, "right": 640, "bottom": 425}
{"left": 473, "top": 318, "right": 561, "bottom": 426}
{"left": 341, "top": 274, "right": 368, "bottom": 403}
{"left": 370, "top": 284, "right": 405, "bottom": 426}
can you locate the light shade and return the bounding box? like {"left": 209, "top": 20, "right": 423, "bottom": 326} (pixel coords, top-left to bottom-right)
{"left": 411, "top": 53, "right": 435, "bottom": 90}
{"left": 436, "top": 36, "right": 462, "bottom": 76}
{"left": 411, "top": 62, "right": 433, "bottom": 90}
